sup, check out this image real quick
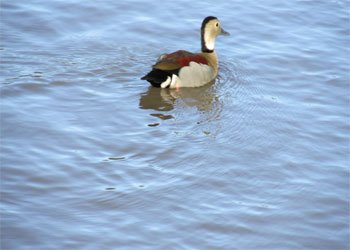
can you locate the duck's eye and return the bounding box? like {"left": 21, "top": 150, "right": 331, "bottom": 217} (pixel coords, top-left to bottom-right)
{"left": 216, "top": 23, "right": 219, "bottom": 27}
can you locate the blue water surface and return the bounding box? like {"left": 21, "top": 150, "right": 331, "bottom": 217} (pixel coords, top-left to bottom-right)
{"left": 1, "top": 0, "right": 349, "bottom": 249}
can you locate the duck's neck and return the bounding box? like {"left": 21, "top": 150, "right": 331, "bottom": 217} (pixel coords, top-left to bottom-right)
{"left": 200, "top": 50, "right": 218, "bottom": 74}
{"left": 201, "top": 30, "right": 215, "bottom": 53}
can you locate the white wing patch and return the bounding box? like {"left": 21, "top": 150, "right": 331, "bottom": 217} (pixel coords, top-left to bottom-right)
{"left": 160, "top": 62, "right": 216, "bottom": 89}
{"left": 175, "top": 62, "right": 216, "bottom": 88}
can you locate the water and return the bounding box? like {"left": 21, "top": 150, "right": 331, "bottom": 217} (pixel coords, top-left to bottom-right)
{"left": 1, "top": 0, "right": 349, "bottom": 249}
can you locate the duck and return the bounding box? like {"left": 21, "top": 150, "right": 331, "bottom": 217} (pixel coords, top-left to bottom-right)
{"left": 141, "top": 16, "right": 229, "bottom": 89}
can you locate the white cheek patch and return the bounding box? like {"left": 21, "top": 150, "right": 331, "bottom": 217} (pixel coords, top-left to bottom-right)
{"left": 204, "top": 28, "right": 215, "bottom": 51}
{"left": 205, "top": 35, "right": 215, "bottom": 51}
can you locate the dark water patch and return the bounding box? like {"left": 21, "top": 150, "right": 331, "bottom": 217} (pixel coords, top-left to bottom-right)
{"left": 108, "top": 157, "right": 126, "bottom": 161}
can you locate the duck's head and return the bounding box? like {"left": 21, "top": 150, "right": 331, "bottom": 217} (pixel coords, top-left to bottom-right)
{"left": 201, "top": 16, "right": 229, "bottom": 53}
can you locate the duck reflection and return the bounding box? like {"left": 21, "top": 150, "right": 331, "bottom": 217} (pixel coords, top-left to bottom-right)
{"left": 139, "top": 80, "right": 221, "bottom": 122}
{"left": 139, "top": 86, "right": 175, "bottom": 112}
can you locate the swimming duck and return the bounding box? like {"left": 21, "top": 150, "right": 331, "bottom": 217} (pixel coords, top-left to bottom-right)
{"left": 141, "top": 16, "right": 229, "bottom": 89}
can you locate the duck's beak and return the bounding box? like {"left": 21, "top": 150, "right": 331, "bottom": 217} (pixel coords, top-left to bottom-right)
{"left": 220, "top": 27, "right": 230, "bottom": 36}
